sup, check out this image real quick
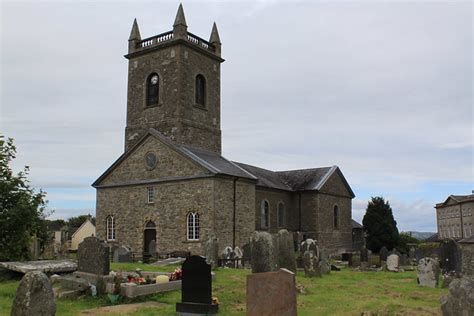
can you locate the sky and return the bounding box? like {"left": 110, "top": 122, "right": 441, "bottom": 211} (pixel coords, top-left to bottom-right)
{"left": 1, "top": 0, "right": 472, "bottom": 232}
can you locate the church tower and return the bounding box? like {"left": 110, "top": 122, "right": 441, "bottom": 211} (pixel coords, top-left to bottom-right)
{"left": 124, "top": 4, "right": 224, "bottom": 153}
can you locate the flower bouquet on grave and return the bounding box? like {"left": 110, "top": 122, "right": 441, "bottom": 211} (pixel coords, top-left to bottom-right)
{"left": 169, "top": 267, "right": 182, "bottom": 281}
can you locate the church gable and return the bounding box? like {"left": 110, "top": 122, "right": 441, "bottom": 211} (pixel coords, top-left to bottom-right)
{"left": 94, "top": 132, "right": 209, "bottom": 187}
{"left": 318, "top": 167, "right": 355, "bottom": 198}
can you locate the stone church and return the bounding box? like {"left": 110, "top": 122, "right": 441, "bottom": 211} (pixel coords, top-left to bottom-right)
{"left": 93, "top": 5, "right": 355, "bottom": 257}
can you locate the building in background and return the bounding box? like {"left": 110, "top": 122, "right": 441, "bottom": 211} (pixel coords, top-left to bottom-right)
{"left": 69, "top": 218, "right": 96, "bottom": 251}
{"left": 435, "top": 191, "right": 474, "bottom": 240}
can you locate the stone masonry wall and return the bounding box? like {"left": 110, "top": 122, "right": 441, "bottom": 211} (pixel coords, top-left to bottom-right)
{"left": 254, "top": 189, "right": 296, "bottom": 233}
{"left": 125, "top": 41, "right": 222, "bottom": 153}
{"left": 101, "top": 135, "right": 208, "bottom": 186}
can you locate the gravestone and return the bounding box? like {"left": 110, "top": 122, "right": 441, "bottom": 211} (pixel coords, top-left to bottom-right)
{"left": 250, "top": 231, "right": 276, "bottom": 273}
{"left": 438, "top": 239, "right": 461, "bottom": 275}
{"left": 409, "top": 247, "right": 416, "bottom": 260}
{"left": 234, "top": 246, "right": 243, "bottom": 259}
{"left": 176, "top": 256, "right": 218, "bottom": 315}
{"left": 11, "top": 271, "right": 56, "bottom": 316}
{"left": 360, "top": 247, "right": 369, "bottom": 262}
{"left": 379, "top": 246, "right": 389, "bottom": 262}
{"left": 301, "top": 239, "right": 319, "bottom": 256}
{"left": 303, "top": 250, "right": 320, "bottom": 278}
{"left": 386, "top": 254, "right": 399, "bottom": 272}
{"left": 148, "top": 240, "right": 157, "bottom": 257}
{"left": 222, "top": 246, "right": 233, "bottom": 259}
{"left": 242, "top": 243, "right": 251, "bottom": 267}
{"left": 204, "top": 235, "right": 219, "bottom": 269}
{"left": 400, "top": 254, "right": 408, "bottom": 266}
{"left": 441, "top": 276, "right": 474, "bottom": 316}
{"left": 417, "top": 257, "right": 440, "bottom": 288}
{"left": 113, "top": 246, "right": 131, "bottom": 263}
{"left": 319, "top": 257, "right": 331, "bottom": 274}
{"left": 246, "top": 268, "right": 297, "bottom": 316}
{"left": 277, "top": 229, "right": 297, "bottom": 273}
{"left": 77, "top": 237, "right": 109, "bottom": 275}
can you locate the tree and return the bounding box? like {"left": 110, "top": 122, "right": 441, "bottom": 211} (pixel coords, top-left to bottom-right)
{"left": 66, "top": 214, "right": 95, "bottom": 228}
{"left": 362, "top": 196, "right": 399, "bottom": 253}
{"left": 0, "top": 135, "right": 50, "bottom": 261}
{"left": 398, "top": 232, "right": 420, "bottom": 254}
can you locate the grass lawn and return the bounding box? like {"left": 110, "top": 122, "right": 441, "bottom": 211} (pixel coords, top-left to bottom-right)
{"left": 0, "top": 263, "right": 447, "bottom": 315}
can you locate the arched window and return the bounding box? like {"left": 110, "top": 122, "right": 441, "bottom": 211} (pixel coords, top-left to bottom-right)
{"left": 333, "top": 205, "right": 339, "bottom": 229}
{"left": 195, "top": 74, "right": 206, "bottom": 106}
{"left": 277, "top": 202, "right": 285, "bottom": 227}
{"left": 106, "top": 216, "right": 116, "bottom": 241}
{"left": 187, "top": 212, "right": 200, "bottom": 241}
{"left": 146, "top": 73, "right": 159, "bottom": 106}
{"left": 261, "top": 200, "right": 269, "bottom": 229}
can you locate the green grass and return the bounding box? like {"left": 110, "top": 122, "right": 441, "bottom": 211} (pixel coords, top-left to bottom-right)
{"left": 0, "top": 264, "right": 447, "bottom": 315}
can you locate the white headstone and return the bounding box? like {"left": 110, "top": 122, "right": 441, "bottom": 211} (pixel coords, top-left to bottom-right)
{"left": 386, "top": 254, "right": 399, "bottom": 272}
{"left": 417, "top": 257, "right": 440, "bottom": 288}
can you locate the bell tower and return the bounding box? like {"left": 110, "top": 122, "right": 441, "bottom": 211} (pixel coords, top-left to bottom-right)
{"left": 124, "top": 4, "right": 224, "bottom": 153}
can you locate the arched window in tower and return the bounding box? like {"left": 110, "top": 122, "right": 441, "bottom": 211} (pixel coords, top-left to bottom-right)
{"left": 261, "top": 200, "right": 269, "bottom": 229}
{"left": 277, "top": 202, "right": 285, "bottom": 227}
{"left": 106, "top": 216, "right": 116, "bottom": 241}
{"left": 333, "top": 205, "right": 339, "bottom": 229}
{"left": 146, "top": 73, "right": 159, "bottom": 106}
{"left": 195, "top": 74, "right": 206, "bottom": 106}
{"left": 187, "top": 212, "right": 200, "bottom": 241}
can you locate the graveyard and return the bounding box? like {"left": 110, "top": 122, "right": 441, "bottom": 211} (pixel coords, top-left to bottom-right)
{"left": 1, "top": 263, "right": 447, "bottom": 315}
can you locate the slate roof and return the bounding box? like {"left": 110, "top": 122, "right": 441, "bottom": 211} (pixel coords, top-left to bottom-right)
{"left": 424, "top": 233, "right": 440, "bottom": 243}
{"left": 234, "top": 162, "right": 355, "bottom": 196}
{"left": 93, "top": 129, "right": 354, "bottom": 197}
{"left": 436, "top": 193, "right": 474, "bottom": 207}
{"left": 351, "top": 219, "right": 363, "bottom": 229}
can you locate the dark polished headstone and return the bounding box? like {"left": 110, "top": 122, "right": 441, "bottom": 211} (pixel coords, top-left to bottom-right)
{"left": 176, "top": 255, "right": 218, "bottom": 315}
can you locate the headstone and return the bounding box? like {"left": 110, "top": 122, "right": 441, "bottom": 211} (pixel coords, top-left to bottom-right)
{"left": 77, "top": 237, "right": 109, "bottom": 275}
{"left": 379, "top": 246, "right": 388, "bottom": 262}
{"left": 438, "top": 239, "right": 461, "bottom": 275}
{"left": 301, "top": 239, "right": 319, "bottom": 257}
{"left": 409, "top": 247, "right": 416, "bottom": 260}
{"left": 222, "top": 246, "right": 233, "bottom": 259}
{"left": 276, "top": 229, "right": 297, "bottom": 273}
{"left": 303, "top": 250, "right": 320, "bottom": 278}
{"left": 440, "top": 276, "right": 474, "bottom": 316}
{"left": 360, "top": 247, "right": 369, "bottom": 262}
{"left": 204, "top": 235, "right": 219, "bottom": 269}
{"left": 400, "top": 254, "right": 408, "bottom": 266}
{"left": 319, "top": 257, "right": 331, "bottom": 274}
{"left": 113, "top": 246, "right": 131, "bottom": 263}
{"left": 242, "top": 243, "right": 251, "bottom": 267}
{"left": 233, "top": 246, "right": 243, "bottom": 259}
{"left": 386, "top": 254, "right": 399, "bottom": 272}
{"left": 246, "top": 268, "right": 297, "bottom": 316}
{"left": 11, "top": 271, "right": 56, "bottom": 316}
{"left": 250, "top": 231, "right": 276, "bottom": 273}
{"left": 417, "top": 257, "right": 440, "bottom": 288}
{"left": 148, "top": 240, "right": 157, "bottom": 257}
{"left": 176, "top": 256, "right": 218, "bottom": 315}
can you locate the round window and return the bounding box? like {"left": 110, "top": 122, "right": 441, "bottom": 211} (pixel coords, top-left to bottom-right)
{"left": 145, "top": 152, "right": 157, "bottom": 170}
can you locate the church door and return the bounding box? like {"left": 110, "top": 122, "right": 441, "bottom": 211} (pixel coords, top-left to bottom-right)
{"left": 143, "top": 221, "right": 156, "bottom": 262}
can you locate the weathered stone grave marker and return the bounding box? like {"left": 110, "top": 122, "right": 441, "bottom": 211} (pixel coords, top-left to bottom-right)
{"left": 379, "top": 246, "right": 388, "bottom": 262}
{"left": 11, "top": 271, "right": 56, "bottom": 316}
{"left": 277, "top": 229, "right": 297, "bottom": 273}
{"left": 250, "top": 231, "right": 276, "bottom": 273}
{"left": 386, "top": 254, "right": 399, "bottom": 272}
{"left": 301, "top": 239, "right": 320, "bottom": 277}
{"left": 360, "top": 247, "right": 369, "bottom": 270}
{"left": 113, "top": 246, "right": 131, "bottom": 263}
{"left": 417, "top": 257, "right": 440, "bottom": 288}
{"left": 77, "top": 236, "right": 109, "bottom": 275}
{"left": 439, "top": 238, "right": 461, "bottom": 275}
{"left": 204, "top": 235, "right": 219, "bottom": 269}
{"left": 441, "top": 276, "right": 474, "bottom": 316}
{"left": 246, "top": 268, "right": 297, "bottom": 316}
{"left": 176, "top": 255, "right": 218, "bottom": 315}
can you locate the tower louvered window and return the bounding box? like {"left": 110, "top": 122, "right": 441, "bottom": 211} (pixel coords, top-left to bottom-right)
{"left": 146, "top": 73, "right": 159, "bottom": 106}
{"left": 195, "top": 74, "right": 206, "bottom": 106}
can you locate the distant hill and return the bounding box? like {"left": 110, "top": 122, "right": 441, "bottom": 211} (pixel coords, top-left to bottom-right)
{"left": 402, "top": 231, "right": 436, "bottom": 241}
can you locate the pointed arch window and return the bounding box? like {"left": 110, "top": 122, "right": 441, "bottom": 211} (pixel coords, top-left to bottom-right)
{"left": 277, "top": 202, "right": 285, "bottom": 227}
{"left": 106, "top": 216, "right": 116, "bottom": 241}
{"left": 146, "top": 73, "right": 159, "bottom": 106}
{"left": 195, "top": 74, "right": 206, "bottom": 106}
{"left": 333, "top": 205, "right": 339, "bottom": 229}
{"left": 187, "top": 212, "right": 200, "bottom": 241}
{"left": 261, "top": 200, "right": 269, "bottom": 229}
